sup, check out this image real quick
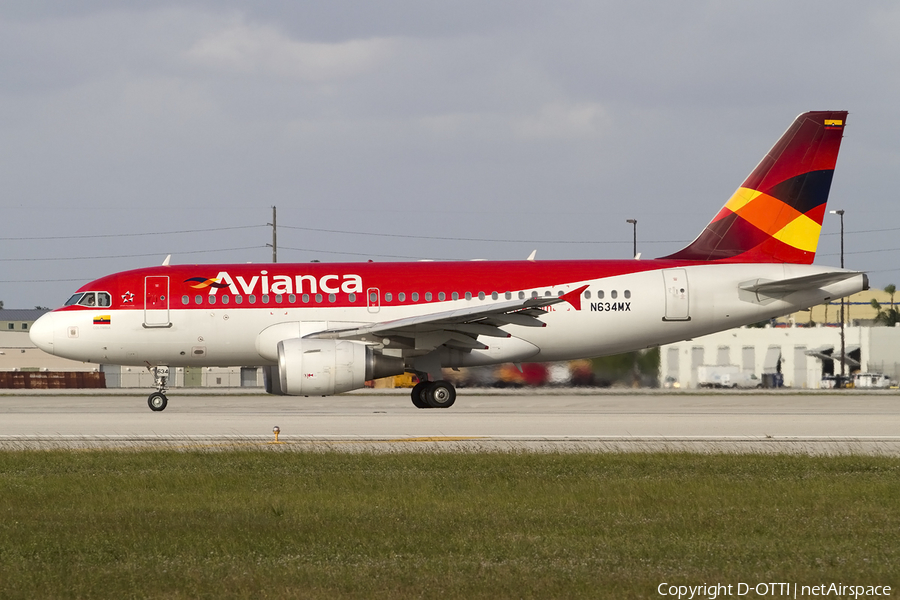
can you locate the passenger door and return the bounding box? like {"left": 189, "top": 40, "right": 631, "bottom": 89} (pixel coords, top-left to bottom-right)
{"left": 144, "top": 276, "right": 171, "bottom": 327}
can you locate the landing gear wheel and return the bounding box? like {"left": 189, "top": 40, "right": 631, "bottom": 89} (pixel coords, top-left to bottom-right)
{"left": 425, "top": 380, "right": 456, "bottom": 409}
{"left": 410, "top": 381, "right": 430, "bottom": 409}
{"left": 148, "top": 392, "right": 168, "bottom": 412}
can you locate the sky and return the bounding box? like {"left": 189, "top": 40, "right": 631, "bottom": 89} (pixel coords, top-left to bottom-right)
{"left": 2, "top": 1, "right": 899, "bottom": 309}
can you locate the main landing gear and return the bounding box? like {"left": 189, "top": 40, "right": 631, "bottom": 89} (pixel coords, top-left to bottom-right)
{"left": 410, "top": 380, "right": 457, "bottom": 409}
{"left": 147, "top": 365, "right": 169, "bottom": 412}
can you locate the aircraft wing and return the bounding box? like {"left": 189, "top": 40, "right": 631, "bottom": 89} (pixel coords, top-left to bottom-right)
{"left": 307, "top": 285, "right": 588, "bottom": 352}
{"left": 740, "top": 271, "right": 864, "bottom": 297}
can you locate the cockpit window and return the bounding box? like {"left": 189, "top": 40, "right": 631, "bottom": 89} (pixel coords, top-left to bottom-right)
{"left": 65, "top": 293, "right": 84, "bottom": 306}
{"left": 64, "top": 291, "right": 111, "bottom": 307}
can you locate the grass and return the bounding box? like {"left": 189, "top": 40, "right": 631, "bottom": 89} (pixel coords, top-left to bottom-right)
{"left": 1, "top": 451, "right": 898, "bottom": 599}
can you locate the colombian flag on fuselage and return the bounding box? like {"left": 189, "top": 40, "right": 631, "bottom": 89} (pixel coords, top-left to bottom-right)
{"left": 93, "top": 315, "right": 111, "bottom": 325}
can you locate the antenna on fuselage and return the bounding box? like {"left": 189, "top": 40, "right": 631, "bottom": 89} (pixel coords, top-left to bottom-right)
{"left": 161, "top": 255, "right": 171, "bottom": 266}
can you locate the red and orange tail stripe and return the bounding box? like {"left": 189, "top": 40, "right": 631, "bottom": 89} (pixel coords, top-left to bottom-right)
{"left": 664, "top": 111, "right": 847, "bottom": 264}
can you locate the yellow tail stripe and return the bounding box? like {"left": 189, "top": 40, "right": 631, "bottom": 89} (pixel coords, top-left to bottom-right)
{"left": 772, "top": 214, "right": 821, "bottom": 253}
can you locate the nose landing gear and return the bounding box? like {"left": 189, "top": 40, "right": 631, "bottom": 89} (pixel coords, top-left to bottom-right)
{"left": 147, "top": 365, "right": 169, "bottom": 412}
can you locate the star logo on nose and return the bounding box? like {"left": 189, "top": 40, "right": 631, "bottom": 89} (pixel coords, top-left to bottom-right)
{"left": 122, "top": 291, "right": 134, "bottom": 304}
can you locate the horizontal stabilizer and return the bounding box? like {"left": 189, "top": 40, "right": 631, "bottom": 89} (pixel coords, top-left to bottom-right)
{"left": 740, "top": 271, "right": 863, "bottom": 296}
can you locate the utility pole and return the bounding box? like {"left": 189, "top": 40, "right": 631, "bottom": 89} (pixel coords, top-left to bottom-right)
{"left": 830, "top": 209, "right": 845, "bottom": 385}
{"left": 267, "top": 206, "right": 277, "bottom": 263}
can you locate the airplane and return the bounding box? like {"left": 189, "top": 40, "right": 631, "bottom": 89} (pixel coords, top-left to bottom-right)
{"left": 29, "top": 111, "right": 866, "bottom": 411}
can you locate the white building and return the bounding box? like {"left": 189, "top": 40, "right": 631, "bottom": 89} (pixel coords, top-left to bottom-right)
{"left": 660, "top": 324, "right": 900, "bottom": 389}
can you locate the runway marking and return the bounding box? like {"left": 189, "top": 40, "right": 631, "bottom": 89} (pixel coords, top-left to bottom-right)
{"left": 386, "top": 436, "right": 486, "bottom": 443}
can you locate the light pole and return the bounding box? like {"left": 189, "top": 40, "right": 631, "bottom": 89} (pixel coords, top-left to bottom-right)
{"left": 830, "top": 209, "right": 845, "bottom": 385}
{"left": 626, "top": 219, "right": 637, "bottom": 258}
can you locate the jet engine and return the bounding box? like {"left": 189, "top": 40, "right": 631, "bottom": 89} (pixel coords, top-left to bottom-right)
{"left": 264, "top": 339, "right": 404, "bottom": 396}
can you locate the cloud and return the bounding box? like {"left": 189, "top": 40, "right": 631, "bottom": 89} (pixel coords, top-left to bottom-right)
{"left": 511, "top": 103, "right": 610, "bottom": 140}
{"left": 186, "top": 18, "right": 396, "bottom": 82}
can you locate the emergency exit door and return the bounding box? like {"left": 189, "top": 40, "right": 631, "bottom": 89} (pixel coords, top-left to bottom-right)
{"left": 144, "top": 276, "right": 171, "bottom": 327}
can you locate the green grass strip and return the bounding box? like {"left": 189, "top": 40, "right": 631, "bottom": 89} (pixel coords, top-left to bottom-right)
{"left": 1, "top": 451, "right": 898, "bottom": 599}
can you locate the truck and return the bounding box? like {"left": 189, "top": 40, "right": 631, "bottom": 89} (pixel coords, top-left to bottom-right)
{"left": 696, "top": 365, "right": 761, "bottom": 389}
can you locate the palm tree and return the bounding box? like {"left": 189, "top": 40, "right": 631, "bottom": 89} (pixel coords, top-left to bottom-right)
{"left": 885, "top": 284, "right": 896, "bottom": 310}
{"left": 870, "top": 298, "right": 900, "bottom": 326}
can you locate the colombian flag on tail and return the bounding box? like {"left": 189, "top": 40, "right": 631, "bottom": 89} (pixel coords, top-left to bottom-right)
{"left": 663, "top": 111, "right": 848, "bottom": 264}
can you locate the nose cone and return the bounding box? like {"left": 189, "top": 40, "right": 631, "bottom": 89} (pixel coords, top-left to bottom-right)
{"left": 30, "top": 313, "right": 55, "bottom": 355}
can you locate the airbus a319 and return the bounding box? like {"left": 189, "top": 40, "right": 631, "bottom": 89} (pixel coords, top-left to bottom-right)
{"left": 30, "top": 111, "right": 866, "bottom": 411}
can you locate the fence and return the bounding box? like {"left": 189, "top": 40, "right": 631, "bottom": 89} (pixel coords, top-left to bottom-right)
{"left": 0, "top": 372, "right": 106, "bottom": 389}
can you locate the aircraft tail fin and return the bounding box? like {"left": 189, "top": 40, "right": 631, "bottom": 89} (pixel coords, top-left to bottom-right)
{"left": 662, "top": 111, "right": 848, "bottom": 264}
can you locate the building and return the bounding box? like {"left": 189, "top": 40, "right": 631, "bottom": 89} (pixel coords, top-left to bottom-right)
{"left": 774, "top": 288, "right": 898, "bottom": 327}
{"left": 660, "top": 323, "right": 900, "bottom": 389}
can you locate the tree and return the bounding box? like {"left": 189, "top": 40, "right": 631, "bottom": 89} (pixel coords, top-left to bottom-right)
{"left": 885, "top": 284, "right": 896, "bottom": 310}
{"left": 870, "top": 298, "right": 900, "bottom": 326}
{"left": 0, "top": 300, "right": 4, "bottom": 309}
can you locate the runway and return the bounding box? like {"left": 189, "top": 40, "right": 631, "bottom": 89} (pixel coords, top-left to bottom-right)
{"left": 1, "top": 389, "right": 899, "bottom": 454}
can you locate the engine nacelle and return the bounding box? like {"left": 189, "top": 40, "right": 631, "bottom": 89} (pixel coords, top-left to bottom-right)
{"left": 271, "top": 338, "right": 404, "bottom": 396}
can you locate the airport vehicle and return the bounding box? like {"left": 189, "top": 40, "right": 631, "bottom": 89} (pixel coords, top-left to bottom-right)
{"left": 29, "top": 111, "right": 867, "bottom": 411}
{"left": 696, "top": 365, "right": 760, "bottom": 389}
{"left": 853, "top": 372, "right": 893, "bottom": 389}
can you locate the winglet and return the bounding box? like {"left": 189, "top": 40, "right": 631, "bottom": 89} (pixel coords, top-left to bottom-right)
{"left": 561, "top": 284, "right": 590, "bottom": 310}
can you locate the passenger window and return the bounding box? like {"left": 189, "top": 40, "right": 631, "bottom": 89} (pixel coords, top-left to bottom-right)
{"left": 585, "top": 290, "right": 591, "bottom": 299}
{"left": 412, "top": 292, "right": 419, "bottom": 302}
{"left": 209, "top": 296, "right": 217, "bottom": 305}
{"left": 425, "top": 292, "right": 432, "bottom": 301}
{"left": 288, "top": 294, "right": 296, "bottom": 303}
{"left": 505, "top": 292, "right": 511, "bottom": 300}
{"left": 195, "top": 295, "right": 202, "bottom": 305}
{"left": 249, "top": 295, "right": 256, "bottom": 304}
{"left": 452, "top": 292, "right": 459, "bottom": 301}
{"left": 275, "top": 294, "right": 283, "bottom": 303}
{"left": 302, "top": 294, "right": 309, "bottom": 303}
{"left": 611, "top": 290, "right": 618, "bottom": 299}
{"left": 624, "top": 290, "right": 631, "bottom": 299}
{"left": 438, "top": 292, "right": 446, "bottom": 301}
{"left": 328, "top": 293, "right": 336, "bottom": 303}
{"left": 557, "top": 291, "right": 564, "bottom": 297}
{"left": 399, "top": 292, "right": 406, "bottom": 302}
{"left": 478, "top": 292, "right": 485, "bottom": 300}
{"left": 385, "top": 292, "right": 392, "bottom": 302}
{"left": 262, "top": 294, "right": 270, "bottom": 304}
{"left": 519, "top": 292, "right": 525, "bottom": 300}
{"left": 465, "top": 292, "right": 472, "bottom": 300}
{"left": 349, "top": 293, "right": 356, "bottom": 303}
{"left": 315, "top": 294, "right": 323, "bottom": 303}
{"left": 597, "top": 290, "right": 605, "bottom": 299}
{"left": 235, "top": 295, "right": 243, "bottom": 305}
{"left": 544, "top": 291, "right": 551, "bottom": 298}
{"left": 221, "top": 295, "right": 230, "bottom": 305}
{"left": 182, "top": 295, "right": 189, "bottom": 305}
{"left": 531, "top": 291, "right": 538, "bottom": 299}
